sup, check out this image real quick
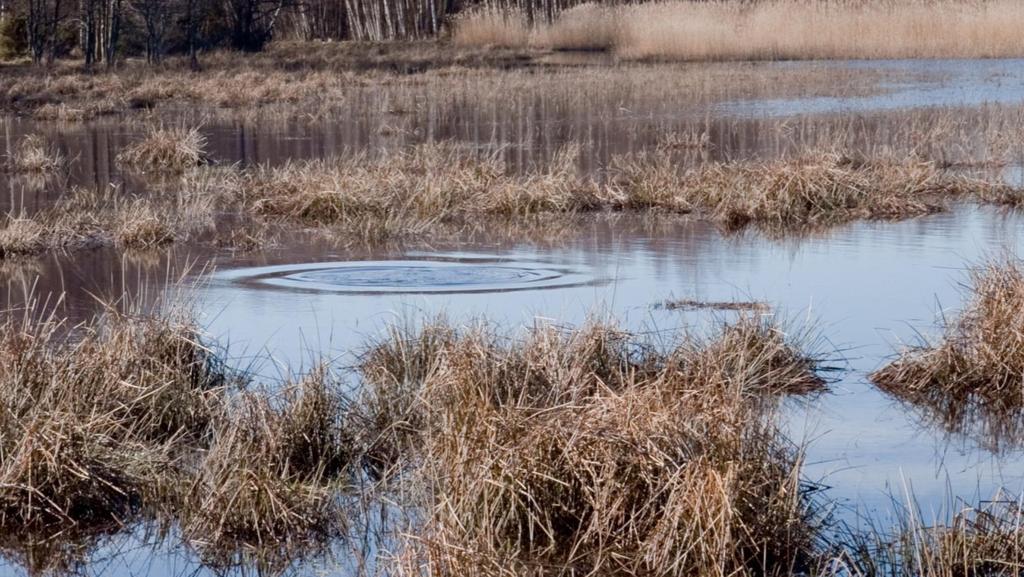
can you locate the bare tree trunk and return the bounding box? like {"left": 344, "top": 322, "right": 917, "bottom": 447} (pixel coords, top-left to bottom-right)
{"left": 104, "top": 0, "right": 119, "bottom": 67}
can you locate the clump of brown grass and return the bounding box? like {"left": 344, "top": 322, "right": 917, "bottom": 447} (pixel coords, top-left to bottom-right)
{"left": 117, "top": 126, "right": 208, "bottom": 172}
{"left": 611, "top": 151, "right": 980, "bottom": 231}
{"left": 114, "top": 200, "right": 177, "bottom": 249}
{"left": 0, "top": 301, "right": 232, "bottom": 531}
{"left": 0, "top": 218, "right": 49, "bottom": 256}
{"left": 0, "top": 186, "right": 215, "bottom": 259}
{"left": 181, "top": 369, "right": 353, "bottom": 562}
{"left": 872, "top": 257, "right": 1024, "bottom": 451}
{"left": 232, "top": 143, "right": 598, "bottom": 240}
{"left": 224, "top": 144, "right": 1015, "bottom": 241}
{"left": 3, "top": 135, "right": 65, "bottom": 173}
{"left": 355, "top": 316, "right": 828, "bottom": 576}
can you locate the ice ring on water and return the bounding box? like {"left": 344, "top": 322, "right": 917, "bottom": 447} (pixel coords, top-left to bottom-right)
{"left": 219, "top": 258, "right": 601, "bottom": 295}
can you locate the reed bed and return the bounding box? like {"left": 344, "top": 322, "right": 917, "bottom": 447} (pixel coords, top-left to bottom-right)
{"left": 2, "top": 135, "right": 65, "bottom": 173}
{"left": 230, "top": 143, "right": 601, "bottom": 240}
{"left": 228, "top": 144, "right": 1012, "bottom": 239}
{"left": 0, "top": 185, "right": 216, "bottom": 259}
{"left": 614, "top": 151, "right": 987, "bottom": 232}
{"left": 0, "top": 44, "right": 900, "bottom": 121}
{"left": 0, "top": 301, "right": 230, "bottom": 531}
{"left": 353, "top": 316, "right": 829, "bottom": 575}
{"left": 2, "top": 142, "right": 1016, "bottom": 259}
{"left": 181, "top": 370, "right": 354, "bottom": 564}
{"left": 117, "top": 126, "right": 208, "bottom": 172}
{"left": 0, "top": 295, "right": 365, "bottom": 566}
{"left": 457, "top": 0, "right": 1024, "bottom": 61}
{"left": 872, "top": 257, "right": 1024, "bottom": 451}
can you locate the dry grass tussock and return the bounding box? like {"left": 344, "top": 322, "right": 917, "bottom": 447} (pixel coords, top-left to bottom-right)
{"left": 872, "top": 257, "right": 1024, "bottom": 451}
{"left": 181, "top": 370, "right": 353, "bottom": 565}
{"left": 2, "top": 135, "right": 66, "bottom": 173}
{"left": 610, "top": 151, "right": 1008, "bottom": 232}
{"left": 457, "top": 0, "right": 1024, "bottom": 61}
{"left": 0, "top": 296, "right": 364, "bottom": 564}
{"left": 223, "top": 144, "right": 1014, "bottom": 240}
{"left": 117, "top": 126, "right": 208, "bottom": 172}
{"left": 230, "top": 143, "right": 601, "bottom": 240}
{"left": 0, "top": 185, "right": 216, "bottom": 259}
{"left": 0, "top": 300, "right": 230, "bottom": 531}
{"left": 352, "top": 315, "right": 829, "bottom": 575}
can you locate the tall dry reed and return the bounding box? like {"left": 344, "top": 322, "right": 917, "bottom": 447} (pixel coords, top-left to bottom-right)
{"left": 457, "top": 0, "right": 1024, "bottom": 61}
{"left": 353, "top": 316, "right": 829, "bottom": 575}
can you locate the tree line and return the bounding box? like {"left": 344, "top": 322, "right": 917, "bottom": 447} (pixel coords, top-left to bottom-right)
{"left": 0, "top": 0, "right": 607, "bottom": 66}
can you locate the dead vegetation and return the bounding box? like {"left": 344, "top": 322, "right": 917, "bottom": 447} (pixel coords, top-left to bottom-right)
{"left": 872, "top": 256, "right": 1024, "bottom": 452}
{"left": 0, "top": 185, "right": 215, "bottom": 259}
{"left": 1, "top": 140, "right": 1018, "bottom": 260}
{"left": 352, "top": 316, "right": 829, "bottom": 575}
{"left": 181, "top": 370, "right": 353, "bottom": 565}
{"left": 225, "top": 144, "right": 1015, "bottom": 239}
{"left": 116, "top": 126, "right": 208, "bottom": 172}
{"left": 0, "top": 300, "right": 229, "bottom": 531}
{"left": 8, "top": 284, "right": 1024, "bottom": 575}
{"left": 457, "top": 0, "right": 1024, "bottom": 61}
{"left": 836, "top": 493, "right": 1024, "bottom": 577}
{"left": 0, "top": 43, "right": 899, "bottom": 121}
{"left": 0, "top": 296, "right": 363, "bottom": 567}
{"left": 2, "top": 135, "right": 66, "bottom": 173}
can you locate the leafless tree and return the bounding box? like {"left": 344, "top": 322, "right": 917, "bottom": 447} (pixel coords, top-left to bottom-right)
{"left": 25, "top": 0, "right": 65, "bottom": 64}
{"left": 225, "top": 0, "right": 289, "bottom": 51}
{"left": 130, "top": 0, "right": 172, "bottom": 62}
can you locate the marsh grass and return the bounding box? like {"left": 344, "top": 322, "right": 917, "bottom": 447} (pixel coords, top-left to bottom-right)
{"left": 0, "top": 299, "right": 231, "bottom": 531}
{"left": 354, "top": 315, "right": 830, "bottom": 575}
{"left": 458, "top": 0, "right": 1024, "bottom": 61}
{"left": 0, "top": 185, "right": 216, "bottom": 259}
{"left": 181, "top": 369, "right": 354, "bottom": 564}
{"left": 872, "top": 257, "right": 1024, "bottom": 451}
{"left": 232, "top": 143, "right": 599, "bottom": 240}
{"left": 610, "top": 151, "right": 970, "bottom": 231}
{"left": 226, "top": 144, "right": 1013, "bottom": 241}
{"left": 117, "top": 126, "right": 208, "bottom": 172}
{"left": 3, "top": 135, "right": 65, "bottom": 173}
{"left": 0, "top": 293, "right": 364, "bottom": 568}
{"left": 834, "top": 492, "right": 1024, "bottom": 577}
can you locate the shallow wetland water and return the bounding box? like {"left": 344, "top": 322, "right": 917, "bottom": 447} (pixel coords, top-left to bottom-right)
{"left": 5, "top": 58, "right": 1024, "bottom": 575}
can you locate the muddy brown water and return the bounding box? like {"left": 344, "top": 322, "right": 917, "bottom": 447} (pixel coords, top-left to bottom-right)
{"left": 5, "top": 59, "right": 1024, "bottom": 576}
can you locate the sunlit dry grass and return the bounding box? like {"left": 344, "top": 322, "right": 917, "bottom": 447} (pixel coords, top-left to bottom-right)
{"left": 117, "top": 126, "right": 208, "bottom": 172}
{"left": 0, "top": 299, "right": 230, "bottom": 531}
{"left": 872, "top": 256, "right": 1024, "bottom": 452}
{"left": 458, "top": 0, "right": 1024, "bottom": 61}
{"left": 0, "top": 185, "right": 216, "bottom": 259}
{"left": 353, "top": 316, "right": 828, "bottom": 575}
{"left": 222, "top": 143, "right": 1015, "bottom": 240}
{"left": 181, "top": 369, "right": 353, "bottom": 564}
{"left": 2, "top": 135, "right": 65, "bottom": 173}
